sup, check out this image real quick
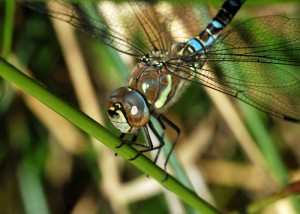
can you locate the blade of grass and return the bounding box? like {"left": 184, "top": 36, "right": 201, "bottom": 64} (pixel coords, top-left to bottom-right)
{"left": 0, "top": 0, "right": 16, "bottom": 119}
{"left": 229, "top": 181, "right": 300, "bottom": 214}
{"left": 240, "top": 103, "right": 288, "bottom": 184}
{"left": 240, "top": 103, "right": 300, "bottom": 213}
{"left": 2, "top": 0, "right": 15, "bottom": 59}
{"left": 17, "top": 158, "right": 50, "bottom": 214}
{"left": 0, "top": 58, "right": 221, "bottom": 214}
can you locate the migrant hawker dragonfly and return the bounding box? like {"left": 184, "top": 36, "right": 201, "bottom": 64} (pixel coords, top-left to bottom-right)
{"left": 20, "top": 0, "right": 300, "bottom": 169}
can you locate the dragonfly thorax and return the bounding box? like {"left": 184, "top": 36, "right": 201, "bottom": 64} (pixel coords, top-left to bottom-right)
{"left": 107, "top": 87, "right": 150, "bottom": 133}
{"left": 140, "top": 50, "right": 171, "bottom": 68}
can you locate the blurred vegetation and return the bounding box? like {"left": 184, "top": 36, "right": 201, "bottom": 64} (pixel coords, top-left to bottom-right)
{"left": 1, "top": 0, "right": 300, "bottom": 214}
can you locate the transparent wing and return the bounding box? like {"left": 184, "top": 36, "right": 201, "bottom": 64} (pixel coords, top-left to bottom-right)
{"left": 166, "top": 16, "right": 300, "bottom": 122}
{"left": 209, "top": 16, "right": 300, "bottom": 66}
{"left": 19, "top": 0, "right": 209, "bottom": 57}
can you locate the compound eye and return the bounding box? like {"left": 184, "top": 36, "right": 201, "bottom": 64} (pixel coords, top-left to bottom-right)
{"left": 107, "top": 87, "right": 150, "bottom": 134}
{"left": 123, "top": 91, "right": 150, "bottom": 125}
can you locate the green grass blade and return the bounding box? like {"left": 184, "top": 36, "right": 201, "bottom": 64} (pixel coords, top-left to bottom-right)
{"left": 17, "top": 159, "right": 50, "bottom": 214}
{"left": 2, "top": 0, "right": 15, "bottom": 59}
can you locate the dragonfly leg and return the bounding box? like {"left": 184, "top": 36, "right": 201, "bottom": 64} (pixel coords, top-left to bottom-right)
{"left": 116, "top": 130, "right": 141, "bottom": 148}
{"left": 147, "top": 118, "right": 171, "bottom": 181}
{"left": 158, "top": 114, "right": 180, "bottom": 181}
{"left": 115, "top": 130, "right": 140, "bottom": 156}
{"left": 147, "top": 118, "right": 166, "bottom": 165}
{"left": 114, "top": 133, "right": 126, "bottom": 157}
{"left": 129, "top": 119, "right": 168, "bottom": 161}
{"left": 115, "top": 133, "right": 126, "bottom": 149}
{"left": 128, "top": 126, "right": 154, "bottom": 160}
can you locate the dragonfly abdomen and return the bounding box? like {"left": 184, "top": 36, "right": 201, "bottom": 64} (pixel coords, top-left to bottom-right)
{"left": 182, "top": 0, "right": 245, "bottom": 55}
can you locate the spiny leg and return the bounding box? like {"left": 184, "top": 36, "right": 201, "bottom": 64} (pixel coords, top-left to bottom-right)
{"left": 115, "top": 130, "right": 140, "bottom": 157}
{"left": 129, "top": 121, "right": 167, "bottom": 161}
{"left": 147, "top": 118, "right": 166, "bottom": 165}
{"left": 116, "top": 130, "right": 140, "bottom": 149}
{"left": 157, "top": 114, "right": 180, "bottom": 181}
{"left": 116, "top": 133, "right": 126, "bottom": 149}
{"left": 129, "top": 125, "right": 155, "bottom": 160}
{"left": 147, "top": 115, "right": 177, "bottom": 181}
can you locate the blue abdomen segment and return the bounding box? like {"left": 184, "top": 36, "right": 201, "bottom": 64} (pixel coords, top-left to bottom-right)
{"left": 200, "top": 0, "right": 245, "bottom": 46}
{"left": 186, "top": 38, "right": 205, "bottom": 52}
{"left": 187, "top": 0, "right": 245, "bottom": 54}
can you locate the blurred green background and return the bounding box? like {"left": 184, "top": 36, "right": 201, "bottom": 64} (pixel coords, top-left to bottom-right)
{"left": 1, "top": 0, "right": 300, "bottom": 213}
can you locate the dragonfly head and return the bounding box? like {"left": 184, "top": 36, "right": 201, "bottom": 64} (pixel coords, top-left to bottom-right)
{"left": 107, "top": 87, "right": 150, "bottom": 134}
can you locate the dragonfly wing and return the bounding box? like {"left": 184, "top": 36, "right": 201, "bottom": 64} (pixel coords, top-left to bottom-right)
{"left": 165, "top": 16, "right": 300, "bottom": 122}
{"left": 166, "top": 59, "right": 300, "bottom": 122}
{"left": 209, "top": 16, "right": 300, "bottom": 66}
{"left": 208, "top": 61, "right": 300, "bottom": 122}
{"left": 19, "top": 0, "right": 209, "bottom": 57}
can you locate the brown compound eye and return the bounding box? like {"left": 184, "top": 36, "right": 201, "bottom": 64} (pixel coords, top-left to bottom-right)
{"left": 107, "top": 87, "right": 150, "bottom": 134}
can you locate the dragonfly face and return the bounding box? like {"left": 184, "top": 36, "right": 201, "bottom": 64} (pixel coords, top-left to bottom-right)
{"left": 107, "top": 86, "right": 150, "bottom": 134}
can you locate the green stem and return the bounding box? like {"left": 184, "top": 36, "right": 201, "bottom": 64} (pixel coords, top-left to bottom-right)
{"left": 0, "top": 58, "right": 221, "bottom": 214}
{"left": 2, "top": 0, "right": 15, "bottom": 59}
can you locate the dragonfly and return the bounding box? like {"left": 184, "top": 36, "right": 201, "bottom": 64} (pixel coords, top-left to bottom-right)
{"left": 20, "top": 0, "right": 300, "bottom": 170}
